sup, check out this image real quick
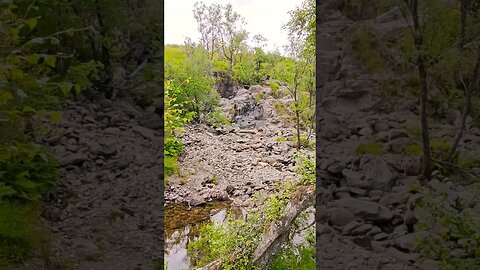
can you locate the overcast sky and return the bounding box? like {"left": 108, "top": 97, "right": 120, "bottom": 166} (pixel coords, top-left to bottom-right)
{"left": 165, "top": 0, "right": 301, "bottom": 55}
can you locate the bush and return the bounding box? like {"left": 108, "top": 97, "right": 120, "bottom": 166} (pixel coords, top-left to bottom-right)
{"left": 164, "top": 137, "right": 183, "bottom": 158}
{"left": 205, "top": 108, "right": 231, "bottom": 128}
{"left": 416, "top": 183, "right": 480, "bottom": 269}
{"left": 0, "top": 143, "right": 58, "bottom": 202}
{"left": 271, "top": 82, "right": 280, "bottom": 97}
{"left": 164, "top": 156, "right": 180, "bottom": 177}
{"left": 270, "top": 233, "right": 315, "bottom": 270}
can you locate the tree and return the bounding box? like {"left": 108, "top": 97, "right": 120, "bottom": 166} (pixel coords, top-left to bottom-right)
{"left": 193, "top": 2, "right": 222, "bottom": 60}
{"left": 219, "top": 4, "right": 248, "bottom": 69}
{"left": 399, "top": 0, "right": 432, "bottom": 180}
{"left": 447, "top": 1, "right": 480, "bottom": 160}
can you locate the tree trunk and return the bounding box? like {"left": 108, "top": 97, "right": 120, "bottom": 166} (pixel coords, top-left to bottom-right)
{"left": 252, "top": 185, "right": 315, "bottom": 269}
{"left": 447, "top": 42, "right": 480, "bottom": 160}
{"left": 459, "top": 0, "right": 467, "bottom": 48}
{"left": 411, "top": 0, "right": 432, "bottom": 180}
{"left": 418, "top": 59, "right": 432, "bottom": 180}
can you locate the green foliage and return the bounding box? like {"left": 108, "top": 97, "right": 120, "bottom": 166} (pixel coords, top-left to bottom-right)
{"left": 294, "top": 152, "right": 315, "bottom": 185}
{"left": 164, "top": 156, "right": 180, "bottom": 177}
{"left": 233, "top": 60, "right": 260, "bottom": 85}
{"left": 205, "top": 108, "right": 231, "bottom": 128}
{"left": 165, "top": 44, "right": 219, "bottom": 117}
{"left": 164, "top": 137, "right": 183, "bottom": 158}
{"left": 264, "top": 180, "right": 297, "bottom": 222}
{"left": 164, "top": 79, "right": 195, "bottom": 154}
{"left": 0, "top": 143, "right": 57, "bottom": 202}
{"left": 188, "top": 212, "right": 263, "bottom": 270}
{"left": 276, "top": 136, "right": 286, "bottom": 142}
{"left": 416, "top": 183, "right": 480, "bottom": 269}
{"left": 270, "top": 231, "right": 315, "bottom": 270}
{"left": 0, "top": 201, "right": 47, "bottom": 267}
{"left": 270, "top": 82, "right": 280, "bottom": 97}
{"left": 292, "top": 133, "right": 314, "bottom": 149}
{"left": 355, "top": 142, "right": 384, "bottom": 155}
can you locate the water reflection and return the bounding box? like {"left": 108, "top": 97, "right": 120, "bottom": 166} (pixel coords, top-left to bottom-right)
{"left": 164, "top": 201, "right": 244, "bottom": 270}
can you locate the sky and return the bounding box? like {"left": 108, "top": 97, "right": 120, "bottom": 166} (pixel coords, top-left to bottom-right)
{"left": 165, "top": 0, "right": 301, "bottom": 55}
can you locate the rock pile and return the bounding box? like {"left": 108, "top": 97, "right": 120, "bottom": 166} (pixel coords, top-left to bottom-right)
{"left": 19, "top": 93, "right": 163, "bottom": 269}
{"left": 316, "top": 1, "right": 480, "bottom": 269}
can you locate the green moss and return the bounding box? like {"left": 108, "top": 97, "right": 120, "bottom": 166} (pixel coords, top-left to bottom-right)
{"left": 276, "top": 136, "right": 286, "bottom": 142}
{"left": 355, "top": 142, "right": 384, "bottom": 155}
{"left": 404, "top": 144, "right": 422, "bottom": 155}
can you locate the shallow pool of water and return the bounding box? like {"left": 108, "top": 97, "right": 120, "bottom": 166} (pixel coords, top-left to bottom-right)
{"left": 164, "top": 201, "right": 244, "bottom": 270}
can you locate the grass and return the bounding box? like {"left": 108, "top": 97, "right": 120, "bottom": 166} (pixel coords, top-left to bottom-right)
{"left": 165, "top": 45, "right": 187, "bottom": 66}
{"left": 355, "top": 142, "right": 384, "bottom": 155}
{"left": 270, "top": 244, "right": 315, "bottom": 270}
{"left": 0, "top": 201, "right": 48, "bottom": 268}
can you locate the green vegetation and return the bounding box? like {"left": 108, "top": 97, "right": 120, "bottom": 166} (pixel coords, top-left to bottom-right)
{"left": 1, "top": 0, "right": 163, "bottom": 267}
{"left": 187, "top": 153, "right": 315, "bottom": 269}
{"left": 270, "top": 232, "right": 315, "bottom": 270}
{"left": 167, "top": 1, "right": 316, "bottom": 268}
{"left": 416, "top": 182, "right": 480, "bottom": 269}
{"left": 0, "top": 202, "right": 48, "bottom": 267}
{"left": 355, "top": 142, "right": 384, "bottom": 155}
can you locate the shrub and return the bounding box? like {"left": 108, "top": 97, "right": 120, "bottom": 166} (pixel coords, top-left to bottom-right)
{"left": 416, "top": 183, "right": 480, "bottom": 269}
{"left": 270, "top": 232, "right": 315, "bottom": 270}
{"left": 164, "top": 156, "right": 180, "bottom": 177}
{"left": 0, "top": 143, "right": 58, "bottom": 202}
{"left": 206, "top": 108, "right": 231, "bottom": 128}
{"left": 164, "top": 137, "right": 183, "bottom": 158}
{"left": 271, "top": 82, "right": 280, "bottom": 97}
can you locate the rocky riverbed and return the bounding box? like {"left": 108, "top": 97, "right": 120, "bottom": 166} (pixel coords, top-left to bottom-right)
{"left": 165, "top": 84, "right": 312, "bottom": 208}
